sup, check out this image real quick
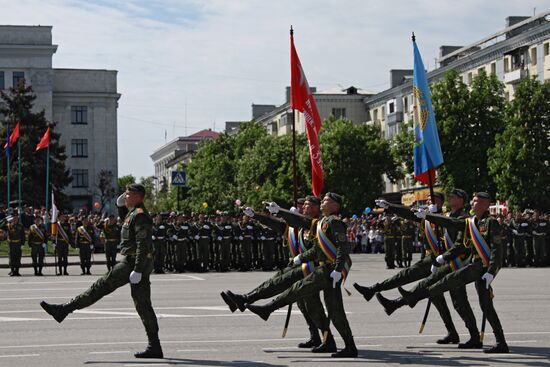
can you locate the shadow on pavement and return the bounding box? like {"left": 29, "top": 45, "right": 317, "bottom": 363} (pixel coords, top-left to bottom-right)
{"left": 85, "top": 357, "right": 286, "bottom": 367}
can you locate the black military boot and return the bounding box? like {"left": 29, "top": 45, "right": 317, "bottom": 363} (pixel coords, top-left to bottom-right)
{"left": 484, "top": 342, "right": 509, "bottom": 353}
{"left": 34, "top": 267, "right": 38, "bottom": 276}
{"left": 331, "top": 336, "right": 358, "bottom": 358}
{"left": 220, "top": 291, "right": 238, "bottom": 313}
{"left": 81, "top": 267, "right": 86, "bottom": 275}
{"left": 135, "top": 334, "right": 163, "bottom": 359}
{"left": 86, "top": 268, "right": 91, "bottom": 275}
{"left": 40, "top": 301, "right": 77, "bottom": 323}
{"left": 437, "top": 331, "right": 460, "bottom": 344}
{"left": 312, "top": 331, "right": 337, "bottom": 353}
{"left": 398, "top": 286, "right": 428, "bottom": 308}
{"left": 353, "top": 283, "right": 378, "bottom": 302}
{"left": 64, "top": 267, "right": 69, "bottom": 275}
{"left": 58, "top": 266, "right": 63, "bottom": 276}
{"left": 375, "top": 293, "right": 406, "bottom": 316}
{"left": 458, "top": 336, "right": 482, "bottom": 349}
{"left": 227, "top": 290, "right": 257, "bottom": 312}
{"left": 38, "top": 267, "right": 43, "bottom": 276}
{"left": 245, "top": 300, "right": 280, "bottom": 321}
{"left": 298, "top": 325, "right": 322, "bottom": 348}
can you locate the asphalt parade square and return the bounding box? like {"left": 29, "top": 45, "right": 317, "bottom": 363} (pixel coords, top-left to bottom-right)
{"left": 0, "top": 253, "right": 548, "bottom": 367}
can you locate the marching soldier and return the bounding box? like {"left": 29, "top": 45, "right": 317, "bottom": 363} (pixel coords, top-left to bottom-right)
{"left": 101, "top": 215, "right": 120, "bottom": 271}
{"left": 152, "top": 215, "right": 167, "bottom": 274}
{"left": 76, "top": 216, "right": 95, "bottom": 275}
{"left": 55, "top": 211, "right": 72, "bottom": 275}
{"left": 1, "top": 213, "right": 24, "bottom": 276}
{"left": 28, "top": 216, "right": 48, "bottom": 276}
{"left": 41, "top": 184, "right": 163, "bottom": 358}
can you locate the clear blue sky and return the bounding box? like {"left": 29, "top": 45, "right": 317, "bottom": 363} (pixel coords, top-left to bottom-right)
{"left": 0, "top": 0, "right": 547, "bottom": 178}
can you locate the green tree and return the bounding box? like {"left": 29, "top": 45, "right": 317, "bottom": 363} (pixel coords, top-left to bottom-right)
{"left": 431, "top": 69, "right": 505, "bottom": 196}
{"left": 117, "top": 174, "right": 136, "bottom": 194}
{"left": 95, "top": 169, "right": 116, "bottom": 214}
{"left": 488, "top": 78, "right": 550, "bottom": 210}
{"left": 390, "top": 121, "right": 415, "bottom": 177}
{"left": 0, "top": 82, "right": 72, "bottom": 209}
{"left": 317, "top": 118, "right": 401, "bottom": 214}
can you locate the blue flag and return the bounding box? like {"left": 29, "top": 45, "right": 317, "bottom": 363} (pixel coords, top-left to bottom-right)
{"left": 412, "top": 38, "right": 443, "bottom": 185}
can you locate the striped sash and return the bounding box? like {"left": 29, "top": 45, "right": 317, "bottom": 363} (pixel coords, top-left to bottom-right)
{"left": 30, "top": 224, "right": 46, "bottom": 242}
{"left": 316, "top": 219, "right": 352, "bottom": 281}
{"left": 466, "top": 217, "right": 491, "bottom": 267}
{"left": 423, "top": 219, "right": 440, "bottom": 255}
{"left": 77, "top": 226, "right": 93, "bottom": 243}
{"left": 57, "top": 224, "right": 71, "bottom": 243}
{"left": 443, "top": 230, "right": 467, "bottom": 271}
{"left": 298, "top": 229, "right": 307, "bottom": 253}
{"left": 301, "top": 261, "right": 315, "bottom": 277}
{"left": 287, "top": 227, "right": 300, "bottom": 257}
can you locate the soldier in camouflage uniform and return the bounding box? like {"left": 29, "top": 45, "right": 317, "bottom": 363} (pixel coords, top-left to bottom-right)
{"left": 383, "top": 214, "right": 401, "bottom": 269}
{"left": 246, "top": 193, "right": 357, "bottom": 358}
{"left": 28, "top": 216, "right": 48, "bottom": 276}
{"left": 101, "top": 215, "right": 121, "bottom": 271}
{"left": 152, "top": 215, "right": 167, "bottom": 274}
{"left": 76, "top": 216, "right": 96, "bottom": 275}
{"left": 0, "top": 213, "right": 25, "bottom": 276}
{"left": 41, "top": 184, "right": 163, "bottom": 359}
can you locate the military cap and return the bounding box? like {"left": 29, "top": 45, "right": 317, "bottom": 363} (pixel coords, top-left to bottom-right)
{"left": 449, "top": 188, "right": 468, "bottom": 202}
{"left": 475, "top": 192, "right": 491, "bottom": 200}
{"left": 432, "top": 192, "right": 445, "bottom": 201}
{"left": 325, "top": 192, "right": 343, "bottom": 205}
{"left": 305, "top": 195, "right": 321, "bottom": 206}
{"left": 126, "top": 183, "right": 146, "bottom": 194}
{"left": 297, "top": 198, "right": 306, "bottom": 205}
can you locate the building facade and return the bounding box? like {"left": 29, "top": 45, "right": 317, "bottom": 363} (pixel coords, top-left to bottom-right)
{"left": 364, "top": 12, "right": 550, "bottom": 195}
{"left": 0, "top": 25, "right": 120, "bottom": 212}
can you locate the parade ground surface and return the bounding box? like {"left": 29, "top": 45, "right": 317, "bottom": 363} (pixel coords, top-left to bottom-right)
{"left": 0, "top": 254, "right": 549, "bottom": 367}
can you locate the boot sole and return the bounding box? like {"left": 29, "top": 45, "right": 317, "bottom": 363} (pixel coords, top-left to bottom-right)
{"left": 40, "top": 301, "right": 67, "bottom": 323}
{"left": 220, "top": 292, "right": 237, "bottom": 313}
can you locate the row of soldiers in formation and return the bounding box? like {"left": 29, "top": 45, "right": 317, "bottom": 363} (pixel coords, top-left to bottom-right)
{"left": 220, "top": 189, "right": 524, "bottom": 358}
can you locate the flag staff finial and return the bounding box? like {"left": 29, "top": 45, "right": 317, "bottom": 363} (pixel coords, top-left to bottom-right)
{"left": 412, "top": 32, "right": 416, "bottom": 42}
{"left": 290, "top": 25, "right": 293, "bottom": 36}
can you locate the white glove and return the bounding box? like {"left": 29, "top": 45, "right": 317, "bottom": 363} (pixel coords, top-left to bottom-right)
{"left": 375, "top": 199, "right": 389, "bottom": 209}
{"left": 243, "top": 207, "right": 255, "bottom": 217}
{"left": 129, "top": 271, "right": 142, "bottom": 284}
{"left": 293, "top": 255, "right": 301, "bottom": 265}
{"left": 151, "top": 235, "right": 156, "bottom": 240}
{"left": 260, "top": 236, "right": 266, "bottom": 240}
{"left": 194, "top": 235, "right": 200, "bottom": 240}
{"left": 266, "top": 202, "right": 280, "bottom": 214}
{"left": 481, "top": 272, "right": 494, "bottom": 289}
{"left": 431, "top": 264, "right": 438, "bottom": 273}
{"left": 290, "top": 206, "right": 298, "bottom": 213}
{"left": 414, "top": 208, "right": 427, "bottom": 219}
{"left": 171, "top": 235, "right": 177, "bottom": 241}
{"left": 436, "top": 255, "right": 445, "bottom": 264}
{"left": 512, "top": 229, "right": 518, "bottom": 235}
{"left": 42, "top": 243, "right": 47, "bottom": 249}
{"left": 330, "top": 270, "right": 342, "bottom": 288}
{"left": 428, "top": 204, "right": 438, "bottom": 213}
{"left": 238, "top": 236, "right": 243, "bottom": 240}
{"left": 116, "top": 193, "right": 126, "bottom": 207}
{"left": 89, "top": 245, "right": 94, "bottom": 250}
{"left": 217, "top": 236, "right": 222, "bottom": 241}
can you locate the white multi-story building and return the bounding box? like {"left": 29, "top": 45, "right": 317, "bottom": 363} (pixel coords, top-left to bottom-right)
{"left": 0, "top": 25, "right": 120, "bottom": 211}
{"left": 364, "top": 12, "right": 550, "bottom": 196}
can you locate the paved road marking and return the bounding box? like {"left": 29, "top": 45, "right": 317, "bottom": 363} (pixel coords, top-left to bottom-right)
{"left": 176, "top": 349, "right": 219, "bottom": 352}
{"left": 0, "top": 353, "right": 40, "bottom": 358}
{"left": 0, "top": 316, "right": 42, "bottom": 322}
{"left": 0, "top": 296, "right": 113, "bottom": 301}
{"left": 124, "top": 364, "right": 167, "bottom": 367}
{"left": 0, "top": 276, "right": 202, "bottom": 286}
{"left": 0, "top": 288, "right": 89, "bottom": 292}
{"left": 89, "top": 350, "right": 130, "bottom": 354}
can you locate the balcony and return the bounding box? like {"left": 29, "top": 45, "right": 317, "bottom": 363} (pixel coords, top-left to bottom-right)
{"left": 387, "top": 111, "right": 403, "bottom": 125}
{"left": 504, "top": 68, "right": 527, "bottom": 84}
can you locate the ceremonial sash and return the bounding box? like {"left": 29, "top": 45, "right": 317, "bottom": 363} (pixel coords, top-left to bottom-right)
{"left": 30, "top": 224, "right": 45, "bottom": 242}
{"left": 443, "top": 230, "right": 467, "bottom": 271}
{"left": 466, "top": 217, "right": 491, "bottom": 267}
{"left": 298, "top": 229, "right": 307, "bottom": 253}
{"left": 423, "top": 219, "right": 439, "bottom": 255}
{"left": 287, "top": 227, "right": 300, "bottom": 257}
{"left": 77, "top": 226, "right": 93, "bottom": 243}
{"left": 57, "top": 224, "right": 70, "bottom": 243}
{"left": 301, "top": 261, "right": 315, "bottom": 277}
{"left": 316, "top": 219, "right": 352, "bottom": 280}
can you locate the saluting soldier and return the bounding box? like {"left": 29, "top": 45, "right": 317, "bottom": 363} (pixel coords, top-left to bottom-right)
{"left": 55, "top": 211, "right": 72, "bottom": 275}
{"left": 28, "top": 216, "right": 49, "bottom": 276}
{"left": 76, "top": 216, "right": 95, "bottom": 275}
{"left": 0, "top": 213, "right": 25, "bottom": 276}
{"left": 101, "top": 215, "right": 121, "bottom": 271}
{"left": 41, "top": 184, "right": 163, "bottom": 358}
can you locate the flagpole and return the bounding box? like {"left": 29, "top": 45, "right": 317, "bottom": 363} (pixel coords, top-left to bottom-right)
{"left": 290, "top": 26, "right": 298, "bottom": 207}
{"left": 45, "top": 144, "right": 50, "bottom": 228}
{"left": 6, "top": 122, "right": 10, "bottom": 208}
{"left": 17, "top": 138, "right": 22, "bottom": 218}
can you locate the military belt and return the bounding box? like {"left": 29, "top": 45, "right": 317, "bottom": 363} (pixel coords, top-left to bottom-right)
{"left": 30, "top": 242, "right": 43, "bottom": 245}
{"left": 106, "top": 239, "right": 119, "bottom": 242}
{"left": 223, "top": 236, "right": 231, "bottom": 239}
{"left": 266, "top": 237, "right": 275, "bottom": 240}
{"left": 200, "top": 236, "right": 210, "bottom": 238}
{"left": 9, "top": 240, "right": 21, "bottom": 244}
{"left": 402, "top": 235, "right": 412, "bottom": 238}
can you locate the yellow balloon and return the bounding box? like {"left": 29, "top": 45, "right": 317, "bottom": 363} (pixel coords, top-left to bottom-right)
{"left": 202, "top": 202, "right": 208, "bottom": 208}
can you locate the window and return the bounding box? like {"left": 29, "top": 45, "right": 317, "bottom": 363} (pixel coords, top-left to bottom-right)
{"left": 490, "top": 62, "right": 496, "bottom": 75}
{"left": 504, "top": 58, "right": 510, "bottom": 73}
{"left": 373, "top": 109, "right": 378, "bottom": 122}
{"left": 71, "top": 106, "right": 88, "bottom": 124}
{"left": 12, "top": 71, "right": 24, "bottom": 87}
{"left": 403, "top": 96, "right": 408, "bottom": 112}
{"left": 71, "top": 139, "right": 88, "bottom": 157}
{"left": 381, "top": 106, "right": 385, "bottom": 119}
{"left": 72, "top": 169, "right": 89, "bottom": 188}
{"left": 0, "top": 71, "right": 4, "bottom": 90}
{"left": 388, "top": 101, "right": 395, "bottom": 114}
{"left": 331, "top": 108, "right": 346, "bottom": 119}
{"left": 544, "top": 42, "right": 549, "bottom": 56}
{"left": 530, "top": 48, "right": 537, "bottom": 66}
{"left": 467, "top": 72, "right": 473, "bottom": 85}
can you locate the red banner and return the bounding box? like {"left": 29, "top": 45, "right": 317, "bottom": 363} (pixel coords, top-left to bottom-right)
{"left": 290, "top": 31, "right": 324, "bottom": 196}
{"left": 35, "top": 127, "right": 51, "bottom": 152}
{"left": 4, "top": 121, "right": 20, "bottom": 149}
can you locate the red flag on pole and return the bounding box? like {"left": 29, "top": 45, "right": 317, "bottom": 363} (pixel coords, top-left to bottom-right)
{"left": 35, "top": 127, "right": 51, "bottom": 152}
{"left": 290, "top": 30, "right": 324, "bottom": 196}
{"left": 4, "top": 121, "right": 20, "bottom": 149}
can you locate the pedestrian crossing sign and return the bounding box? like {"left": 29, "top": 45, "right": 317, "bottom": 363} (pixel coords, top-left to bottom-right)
{"left": 171, "top": 171, "right": 187, "bottom": 186}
